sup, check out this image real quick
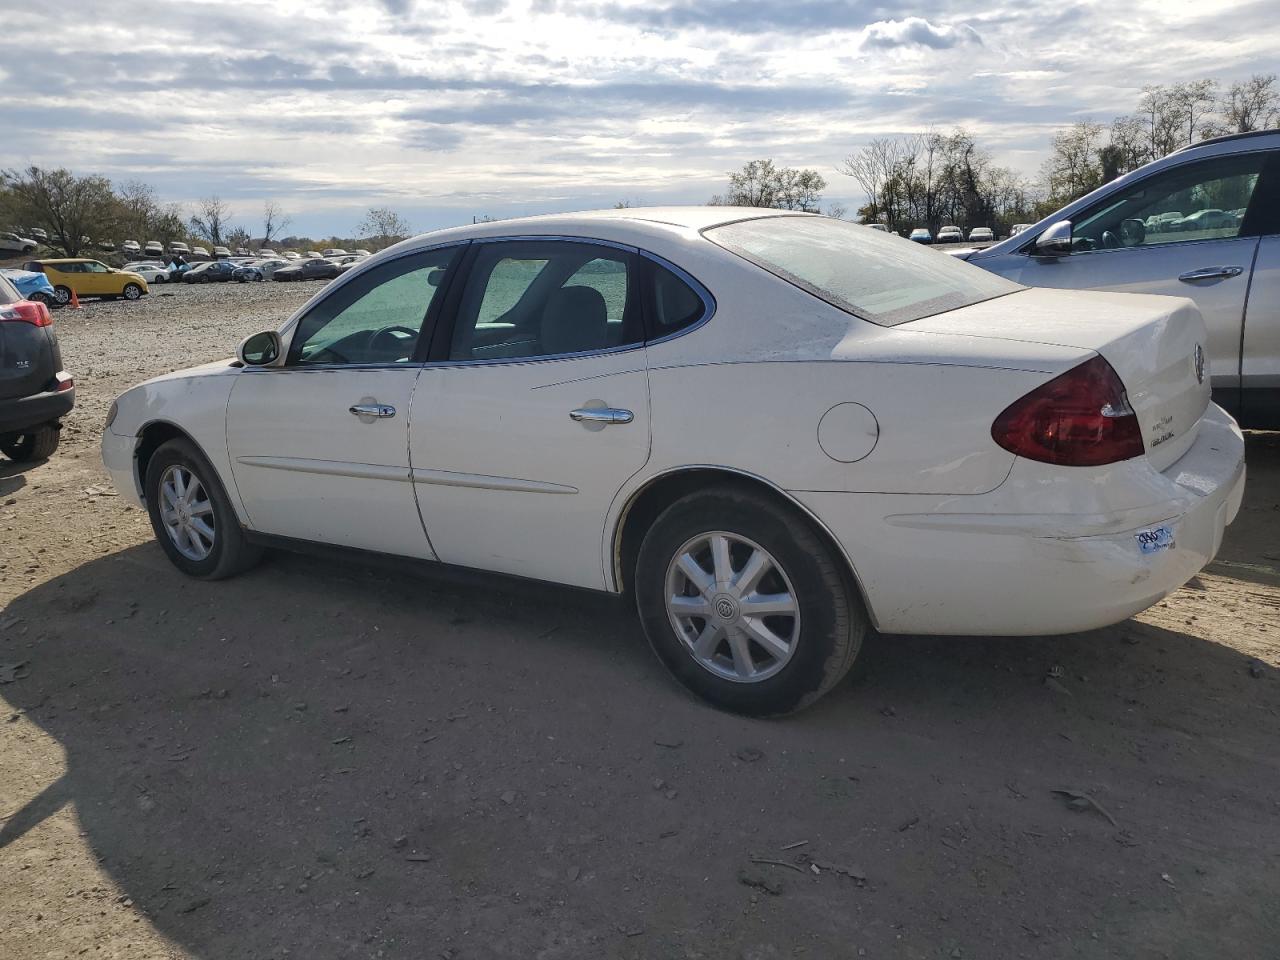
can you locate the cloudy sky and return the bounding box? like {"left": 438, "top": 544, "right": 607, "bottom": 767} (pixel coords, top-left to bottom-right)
{"left": 1, "top": 0, "right": 1274, "bottom": 237}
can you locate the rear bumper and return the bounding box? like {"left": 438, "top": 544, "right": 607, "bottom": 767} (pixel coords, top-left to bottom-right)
{"left": 0, "top": 385, "right": 75, "bottom": 435}
{"left": 794, "top": 403, "right": 1246, "bottom": 636}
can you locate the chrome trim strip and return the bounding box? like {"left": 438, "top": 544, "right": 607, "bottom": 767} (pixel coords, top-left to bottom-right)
{"left": 410, "top": 467, "right": 578, "bottom": 495}
{"left": 235, "top": 456, "right": 411, "bottom": 482}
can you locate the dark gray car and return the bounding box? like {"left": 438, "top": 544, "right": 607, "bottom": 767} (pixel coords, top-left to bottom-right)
{"left": 0, "top": 274, "right": 74, "bottom": 462}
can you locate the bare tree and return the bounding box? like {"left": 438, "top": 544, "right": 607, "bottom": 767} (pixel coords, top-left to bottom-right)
{"left": 357, "top": 207, "right": 412, "bottom": 250}
{"left": 1, "top": 166, "right": 117, "bottom": 256}
{"left": 189, "top": 196, "right": 233, "bottom": 246}
{"left": 1041, "top": 121, "right": 1103, "bottom": 203}
{"left": 839, "top": 137, "right": 907, "bottom": 227}
{"left": 261, "top": 200, "right": 291, "bottom": 246}
{"left": 710, "top": 159, "right": 826, "bottom": 212}
{"left": 1222, "top": 74, "right": 1279, "bottom": 132}
{"left": 1173, "top": 79, "right": 1218, "bottom": 145}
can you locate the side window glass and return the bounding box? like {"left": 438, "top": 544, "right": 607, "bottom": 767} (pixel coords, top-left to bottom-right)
{"left": 289, "top": 248, "right": 456, "bottom": 366}
{"left": 449, "top": 241, "right": 640, "bottom": 361}
{"left": 648, "top": 261, "right": 707, "bottom": 337}
{"left": 1072, "top": 154, "right": 1266, "bottom": 252}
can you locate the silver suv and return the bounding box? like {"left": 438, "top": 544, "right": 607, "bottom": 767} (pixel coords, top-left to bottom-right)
{"left": 959, "top": 130, "right": 1280, "bottom": 428}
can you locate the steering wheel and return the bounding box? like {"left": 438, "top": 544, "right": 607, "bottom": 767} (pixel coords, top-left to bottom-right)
{"left": 1101, "top": 230, "right": 1121, "bottom": 249}
{"left": 367, "top": 325, "right": 419, "bottom": 359}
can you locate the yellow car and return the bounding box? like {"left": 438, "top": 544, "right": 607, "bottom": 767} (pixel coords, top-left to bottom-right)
{"left": 29, "top": 259, "right": 150, "bottom": 305}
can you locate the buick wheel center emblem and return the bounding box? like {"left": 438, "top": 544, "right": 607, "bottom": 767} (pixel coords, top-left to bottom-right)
{"left": 715, "top": 596, "right": 738, "bottom": 621}
{"left": 1194, "top": 344, "right": 1205, "bottom": 384}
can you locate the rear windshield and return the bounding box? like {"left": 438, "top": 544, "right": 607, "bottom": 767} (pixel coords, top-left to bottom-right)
{"left": 705, "top": 215, "right": 1022, "bottom": 326}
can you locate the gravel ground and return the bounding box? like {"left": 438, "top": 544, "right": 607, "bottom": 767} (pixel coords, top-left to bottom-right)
{"left": 2, "top": 282, "right": 1279, "bottom": 960}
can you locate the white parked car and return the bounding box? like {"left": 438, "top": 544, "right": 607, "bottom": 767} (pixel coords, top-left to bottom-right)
{"left": 322, "top": 248, "right": 348, "bottom": 257}
{"left": 169, "top": 242, "right": 191, "bottom": 256}
{"left": 213, "top": 246, "right": 232, "bottom": 258}
{"left": 144, "top": 241, "right": 165, "bottom": 257}
{"left": 126, "top": 263, "right": 171, "bottom": 284}
{"left": 121, "top": 240, "right": 142, "bottom": 255}
{"left": 101, "top": 208, "right": 1245, "bottom": 716}
{"left": 968, "top": 227, "right": 994, "bottom": 242}
{"left": 936, "top": 225, "right": 963, "bottom": 244}
{"left": 0, "top": 231, "right": 39, "bottom": 254}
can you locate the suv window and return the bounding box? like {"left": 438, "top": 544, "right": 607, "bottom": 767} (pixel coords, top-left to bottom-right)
{"left": 449, "top": 241, "right": 641, "bottom": 361}
{"left": 289, "top": 247, "right": 458, "bottom": 366}
{"left": 1071, "top": 153, "right": 1268, "bottom": 251}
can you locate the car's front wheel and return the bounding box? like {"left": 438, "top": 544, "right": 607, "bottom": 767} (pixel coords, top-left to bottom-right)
{"left": 144, "top": 438, "right": 262, "bottom": 579}
{"left": 635, "top": 486, "right": 865, "bottom": 716}
{"left": 52, "top": 285, "right": 72, "bottom": 305}
{"left": 0, "top": 425, "right": 60, "bottom": 462}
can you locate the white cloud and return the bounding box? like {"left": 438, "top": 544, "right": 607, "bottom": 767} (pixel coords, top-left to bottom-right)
{"left": 861, "top": 17, "right": 983, "bottom": 51}
{"left": 0, "top": 0, "right": 1271, "bottom": 235}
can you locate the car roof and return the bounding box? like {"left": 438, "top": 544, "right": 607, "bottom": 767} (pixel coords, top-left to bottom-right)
{"left": 35, "top": 258, "right": 96, "bottom": 264}
{"left": 1173, "top": 127, "right": 1280, "bottom": 153}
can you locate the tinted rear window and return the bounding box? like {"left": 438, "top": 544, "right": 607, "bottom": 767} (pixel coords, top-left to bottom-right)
{"left": 705, "top": 216, "right": 1022, "bottom": 326}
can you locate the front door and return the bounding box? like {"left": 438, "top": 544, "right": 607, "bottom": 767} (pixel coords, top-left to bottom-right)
{"left": 409, "top": 239, "right": 651, "bottom": 589}
{"left": 1012, "top": 151, "right": 1270, "bottom": 400}
{"left": 225, "top": 246, "right": 461, "bottom": 558}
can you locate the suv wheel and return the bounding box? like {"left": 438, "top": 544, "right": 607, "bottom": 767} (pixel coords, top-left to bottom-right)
{"left": 144, "top": 438, "right": 262, "bottom": 579}
{"left": 1, "top": 425, "right": 60, "bottom": 462}
{"left": 635, "top": 486, "right": 865, "bottom": 716}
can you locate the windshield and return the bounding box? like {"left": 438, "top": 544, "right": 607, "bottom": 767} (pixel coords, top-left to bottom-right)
{"left": 706, "top": 216, "right": 1022, "bottom": 327}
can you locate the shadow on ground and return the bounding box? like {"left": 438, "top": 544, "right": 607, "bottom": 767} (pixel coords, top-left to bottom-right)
{"left": 2, "top": 531, "right": 1278, "bottom": 958}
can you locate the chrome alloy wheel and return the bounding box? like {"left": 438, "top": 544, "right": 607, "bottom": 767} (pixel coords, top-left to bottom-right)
{"left": 159, "top": 464, "right": 216, "bottom": 561}
{"left": 665, "top": 531, "right": 801, "bottom": 683}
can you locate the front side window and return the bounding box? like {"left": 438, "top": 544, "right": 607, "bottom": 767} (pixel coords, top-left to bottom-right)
{"left": 1071, "top": 153, "right": 1267, "bottom": 252}
{"left": 85, "top": 261, "right": 110, "bottom": 273}
{"left": 706, "top": 215, "right": 1021, "bottom": 327}
{"left": 449, "top": 241, "right": 641, "bottom": 361}
{"left": 288, "top": 247, "right": 458, "bottom": 366}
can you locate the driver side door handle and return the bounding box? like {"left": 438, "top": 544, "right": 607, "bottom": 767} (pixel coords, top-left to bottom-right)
{"left": 1178, "top": 266, "right": 1244, "bottom": 282}
{"left": 349, "top": 402, "right": 396, "bottom": 419}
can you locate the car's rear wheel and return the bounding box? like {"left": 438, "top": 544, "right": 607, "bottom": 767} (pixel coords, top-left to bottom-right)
{"left": 28, "top": 291, "right": 53, "bottom": 307}
{"left": 1, "top": 425, "right": 60, "bottom": 462}
{"left": 635, "top": 486, "right": 864, "bottom": 716}
{"left": 52, "top": 285, "right": 72, "bottom": 305}
{"left": 144, "top": 438, "right": 262, "bottom": 579}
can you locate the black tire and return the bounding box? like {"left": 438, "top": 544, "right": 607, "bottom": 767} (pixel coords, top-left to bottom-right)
{"left": 0, "top": 424, "right": 60, "bottom": 462}
{"left": 28, "top": 291, "right": 53, "bottom": 307}
{"left": 52, "top": 285, "right": 72, "bottom": 305}
{"left": 144, "top": 437, "right": 262, "bottom": 580}
{"left": 635, "top": 485, "right": 865, "bottom": 716}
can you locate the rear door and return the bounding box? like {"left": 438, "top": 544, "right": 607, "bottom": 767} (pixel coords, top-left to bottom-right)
{"left": 1009, "top": 151, "right": 1269, "bottom": 412}
{"left": 408, "top": 239, "right": 651, "bottom": 589}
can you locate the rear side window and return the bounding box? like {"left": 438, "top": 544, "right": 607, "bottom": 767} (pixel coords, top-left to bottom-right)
{"left": 647, "top": 260, "right": 708, "bottom": 337}
{"left": 0, "top": 274, "right": 20, "bottom": 305}
{"left": 706, "top": 215, "right": 1022, "bottom": 326}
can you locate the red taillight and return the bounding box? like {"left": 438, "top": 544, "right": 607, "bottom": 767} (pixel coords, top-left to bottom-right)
{"left": 0, "top": 300, "right": 53, "bottom": 327}
{"left": 992, "top": 355, "right": 1145, "bottom": 467}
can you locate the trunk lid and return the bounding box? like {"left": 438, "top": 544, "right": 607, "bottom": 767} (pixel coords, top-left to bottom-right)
{"left": 0, "top": 276, "right": 57, "bottom": 402}
{"left": 905, "top": 287, "right": 1212, "bottom": 471}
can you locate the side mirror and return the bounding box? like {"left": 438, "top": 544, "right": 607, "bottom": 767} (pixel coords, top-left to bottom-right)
{"left": 1033, "top": 220, "right": 1073, "bottom": 256}
{"left": 237, "top": 330, "right": 282, "bottom": 367}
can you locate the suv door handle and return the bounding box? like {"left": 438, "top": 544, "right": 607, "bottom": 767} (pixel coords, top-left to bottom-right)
{"left": 1178, "top": 266, "right": 1244, "bottom": 282}
{"left": 570, "top": 407, "right": 633, "bottom": 425}
{"left": 349, "top": 402, "right": 396, "bottom": 419}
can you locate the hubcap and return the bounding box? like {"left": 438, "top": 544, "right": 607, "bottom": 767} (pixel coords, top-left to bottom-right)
{"left": 665, "top": 531, "right": 800, "bottom": 683}
{"left": 158, "top": 464, "right": 215, "bottom": 561}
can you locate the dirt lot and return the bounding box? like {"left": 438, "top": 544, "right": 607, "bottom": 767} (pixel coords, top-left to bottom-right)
{"left": 2, "top": 282, "right": 1278, "bottom": 960}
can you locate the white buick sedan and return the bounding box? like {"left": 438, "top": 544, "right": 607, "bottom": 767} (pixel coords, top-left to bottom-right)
{"left": 102, "top": 208, "right": 1246, "bottom": 715}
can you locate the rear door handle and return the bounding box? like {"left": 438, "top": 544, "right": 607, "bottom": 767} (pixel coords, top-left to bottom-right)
{"left": 349, "top": 402, "right": 396, "bottom": 419}
{"left": 1178, "top": 266, "right": 1244, "bottom": 282}
{"left": 570, "top": 407, "right": 633, "bottom": 425}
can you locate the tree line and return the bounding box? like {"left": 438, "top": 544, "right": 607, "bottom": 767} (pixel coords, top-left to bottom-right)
{"left": 722, "top": 72, "right": 1277, "bottom": 236}
{"left": 0, "top": 168, "right": 413, "bottom": 258}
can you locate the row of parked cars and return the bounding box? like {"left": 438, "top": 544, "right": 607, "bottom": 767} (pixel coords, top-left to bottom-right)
{"left": 129, "top": 250, "right": 372, "bottom": 285}
{"left": 904, "top": 225, "right": 998, "bottom": 244}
